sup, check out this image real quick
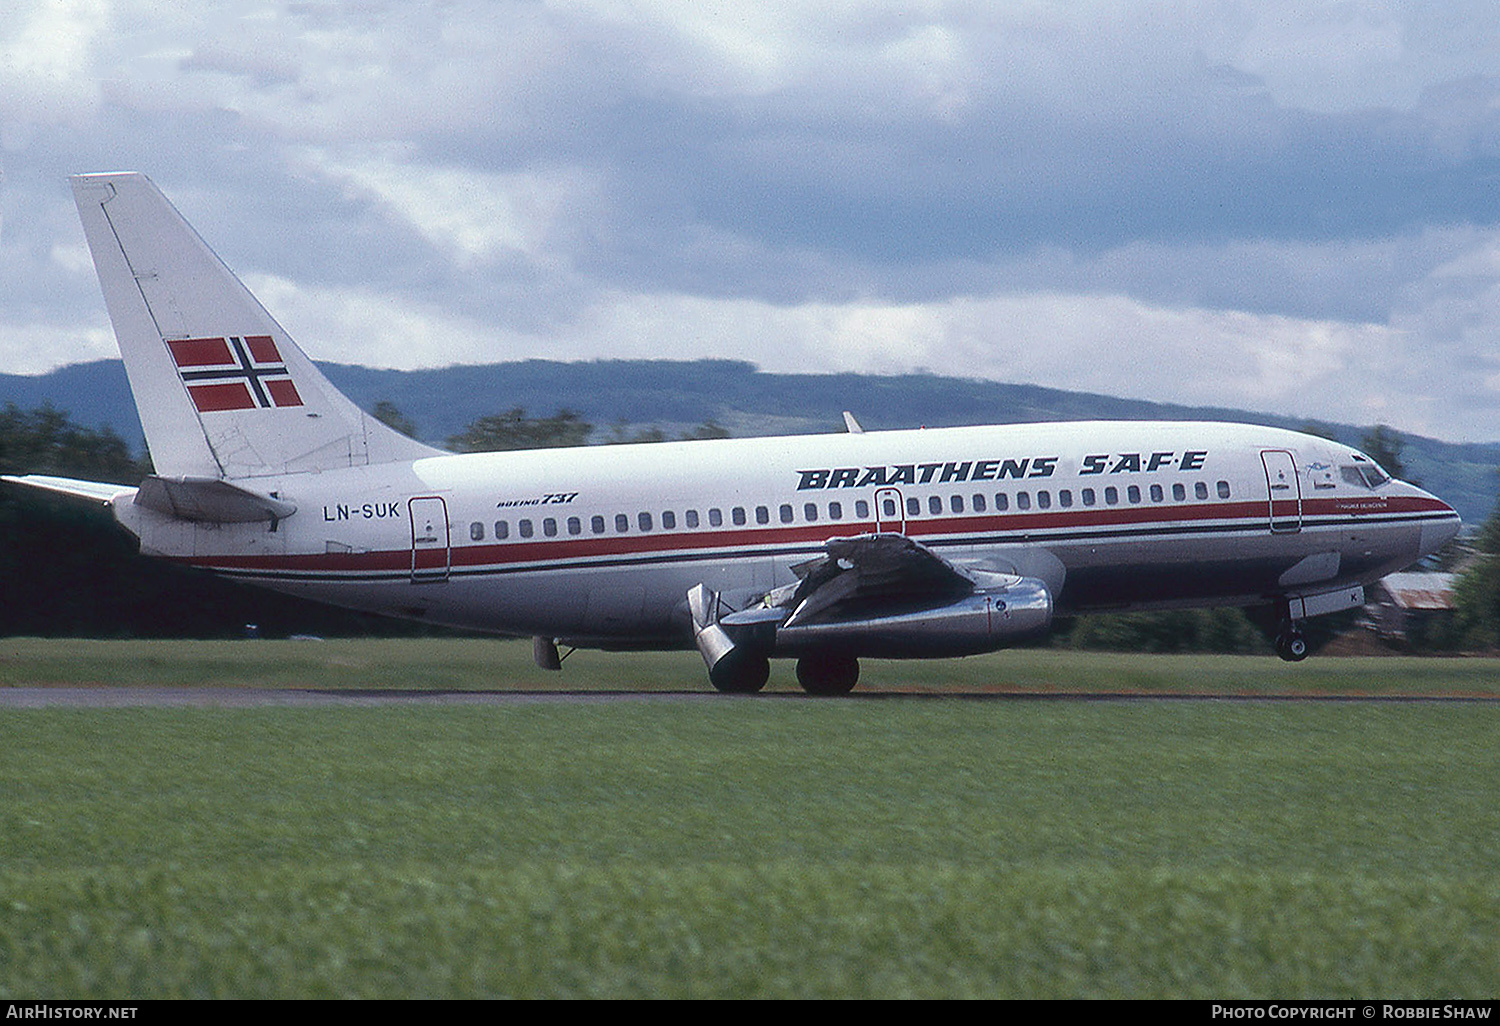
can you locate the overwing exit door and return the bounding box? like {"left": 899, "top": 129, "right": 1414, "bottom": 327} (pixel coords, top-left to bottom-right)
{"left": 875, "top": 487, "right": 905, "bottom": 534}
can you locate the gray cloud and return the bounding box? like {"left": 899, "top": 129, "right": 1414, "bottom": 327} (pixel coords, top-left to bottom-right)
{"left": 6, "top": 1, "right": 1500, "bottom": 439}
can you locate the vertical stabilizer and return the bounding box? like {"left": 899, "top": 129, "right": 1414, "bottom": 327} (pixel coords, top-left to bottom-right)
{"left": 71, "top": 172, "right": 440, "bottom": 480}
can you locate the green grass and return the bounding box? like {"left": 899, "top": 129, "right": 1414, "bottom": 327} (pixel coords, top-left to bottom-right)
{"left": 2, "top": 663, "right": 1499, "bottom": 998}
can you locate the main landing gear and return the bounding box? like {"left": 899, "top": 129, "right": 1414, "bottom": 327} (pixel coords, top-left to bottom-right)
{"left": 705, "top": 650, "right": 861, "bottom": 695}
{"left": 1275, "top": 622, "right": 1309, "bottom": 662}
{"left": 795, "top": 651, "right": 860, "bottom": 696}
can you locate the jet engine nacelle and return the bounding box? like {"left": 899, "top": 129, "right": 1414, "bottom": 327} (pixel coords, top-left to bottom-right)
{"left": 771, "top": 582, "right": 1054, "bottom": 658}
{"left": 688, "top": 579, "right": 1053, "bottom": 679}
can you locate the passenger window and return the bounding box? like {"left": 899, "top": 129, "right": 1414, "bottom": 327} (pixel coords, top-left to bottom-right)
{"left": 1150, "top": 484, "right": 1164, "bottom": 502}
{"left": 615, "top": 513, "right": 630, "bottom": 533}
{"left": 804, "top": 503, "right": 818, "bottom": 521}
{"left": 951, "top": 495, "right": 964, "bottom": 513}
{"left": 638, "top": 511, "right": 653, "bottom": 532}
{"left": 755, "top": 506, "right": 770, "bottom": 525}
{"left": 780, "top": 504, "right": 794, "bottom": 523}
{"left": 1036, "top": 491, "right": 1051, "bottom": 510}
{"left": 543, "top": 518, "right": 557, "bottom": 537}
{"left": 568, "top": 517, "right": 582, "bottom": 536}
{"left": 1127, "top": 486, "right": 1141, "bottom": 504}
{"left": 1016, "top": 492, "right": 1031, "bottom": 510}
{"left": 854, "top": 500, "right": 868, "bottom": 518}
{"left": 1081, "top": 488, "right": 1095, "bottom": 507}
{"left": 685, "top": 510, "right": 700, "bottom": 528}
{"left": 972, "top": 494, "right": 986, "bottom": 512}
{"left": 1104, "top": 486, "right": 1118, "bottom": 505}
{"left": 1172, "top": 483, "right": 1186, "bottom": 501}
{"left": 591, "top": 515, "right": 605, "bottom": 534}
{"left": 731, "top": 507, "right": 746, "bottom": 526}
{"left": 994, "top": 493, "right": 1009, "bottom": 511}
{"left": 1058, "top": 489, "right": 1072, "bottom": 508}
{"left": 519, "top": 519, "right": 534, "bottom": 538}
{"left": 710, "top": 508, "right": 724, "bottom": 527}
{"left": 907, "top": 497, "right": 920, "bottom": 516}
{"left": 662, "top": 511, "right": 676, "bottom": 530}
{"left": 495, "top": 521, "right": 509, "bottom": 539}
{"left": 929, "top": 495, "right": 943, "bottom": 515}
{"left": 829, "top": 502, "right": 843, "bottom": 520}
{"left": 882, "top": 498, "right": 897, "bottom": 517}
{"left": 470, "top": 522, "right": 485, "bottom": 541}
{"left": 1217, "top": 481, "right": 1231, "bottom": 499}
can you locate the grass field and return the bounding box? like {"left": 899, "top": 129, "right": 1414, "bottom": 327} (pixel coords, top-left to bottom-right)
{"left": 2, "top": 640, "right": 1499, "bottom": 998}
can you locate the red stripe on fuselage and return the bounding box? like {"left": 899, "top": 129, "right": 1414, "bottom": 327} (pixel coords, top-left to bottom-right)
{"left": 171, "top": 494, "right": 1456, "bottom": 577}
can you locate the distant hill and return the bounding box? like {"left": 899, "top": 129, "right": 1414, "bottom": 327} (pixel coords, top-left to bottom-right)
{"left": 4, "top": 358, "right": 1497, "bottom": 525}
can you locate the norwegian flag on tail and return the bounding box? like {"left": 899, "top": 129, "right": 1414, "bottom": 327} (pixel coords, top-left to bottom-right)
{"left": 166, "top": 335, "right": 304, "bottom": 413}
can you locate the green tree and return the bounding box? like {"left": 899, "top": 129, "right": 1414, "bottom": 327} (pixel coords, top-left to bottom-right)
{"left": 1299, "top": 420, "right": 1342, "bottom": 442}
{"left": 684, "top": 420, "right": 731, "bottom": 440}
{"left": 446, "top": 408, "right": 593, "bottom": 452}
{"left": 1451, "top": 487, "right": 1500, "bottom": 650}
{"left": 1064, "top": 608, "right": 1269, "bottom": 654}
{"left": 0, "top": 403, "right": 146, "bottom": 481}
{"left": 1360, "top": 424, "right": 1413, "bottom": 483}
{"left": 371, "top": 400, "right": 419, "bottom": 439}
{"left": 606, "top": 420, "right": 732, "bottom": 444}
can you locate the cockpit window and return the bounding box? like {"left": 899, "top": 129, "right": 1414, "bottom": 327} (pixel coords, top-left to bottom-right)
{"left": 1341, "top": 456, "right": 1391, "bottom": 489}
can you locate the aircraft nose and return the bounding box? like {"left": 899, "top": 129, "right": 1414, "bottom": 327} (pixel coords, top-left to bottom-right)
{"left": 1413, "top": 486, "right": 1461, "bottom": 556}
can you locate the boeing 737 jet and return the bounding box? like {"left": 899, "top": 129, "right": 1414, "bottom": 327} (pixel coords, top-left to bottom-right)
{"left": 4, "top": 173, "right": 1463, "bottom": 693}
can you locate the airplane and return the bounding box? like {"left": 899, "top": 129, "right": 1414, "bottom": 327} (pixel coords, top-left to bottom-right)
{"left": 3, "top": 172, "right": 1463, "bottom": 694}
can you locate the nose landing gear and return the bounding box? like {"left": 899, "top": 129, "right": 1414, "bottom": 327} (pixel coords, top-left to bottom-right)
{"left": 1275, "top": 622, "right": 1309, "bottom": 662}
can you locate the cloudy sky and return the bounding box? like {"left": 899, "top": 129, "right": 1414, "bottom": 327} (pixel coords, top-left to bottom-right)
{"left": 5, "top": 1, "right": 1500, "bottom": 441}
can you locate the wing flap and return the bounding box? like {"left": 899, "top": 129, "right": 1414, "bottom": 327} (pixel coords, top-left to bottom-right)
{"left": 781, "top": 533, "right": 975, "bottom": 627}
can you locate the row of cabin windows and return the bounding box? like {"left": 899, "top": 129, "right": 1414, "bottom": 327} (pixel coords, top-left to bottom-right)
{"left": 468, "top": 479, "right": 1235, "bottom": 542}
{"left": 474, "top": 501, "right": 869, "bottom": 540}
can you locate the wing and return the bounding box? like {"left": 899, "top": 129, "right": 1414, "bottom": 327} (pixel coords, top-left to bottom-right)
{"left": 706, "top": 532, "right": 1054, "bottom": 665}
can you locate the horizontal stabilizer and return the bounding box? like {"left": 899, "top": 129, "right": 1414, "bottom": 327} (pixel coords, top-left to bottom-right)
{"left": 134, "top": 475, "right": 297, "bottom": 523}
{"left": 2, "top": 474, "right": 135, "bottom": 506}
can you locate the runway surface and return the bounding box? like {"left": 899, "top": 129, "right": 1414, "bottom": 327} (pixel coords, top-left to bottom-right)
{"left": 2, "top": 686, "right": 1497, "bottom": 706}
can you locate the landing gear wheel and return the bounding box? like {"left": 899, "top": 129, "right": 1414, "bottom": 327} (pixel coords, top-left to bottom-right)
{"left": 708, "top": 650, "right": 771, "bottom": 693}
{"left": 1275, "top": 625, "right": 1309, "bottom": 662}
{"left": 796, "top": 651, "right": 860, "bottom": 695}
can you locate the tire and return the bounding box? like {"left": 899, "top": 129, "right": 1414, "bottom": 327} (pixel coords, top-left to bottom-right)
{"left": 795, "top": 651, "right": 860, "bottom": 695}
{"left": 1276, "top": 627, "right": 1309, "bottom": 662}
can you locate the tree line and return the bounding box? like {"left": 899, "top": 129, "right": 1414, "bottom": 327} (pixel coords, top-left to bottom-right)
{"left": 371, "top": 400, "right": 730, "bottom": 452}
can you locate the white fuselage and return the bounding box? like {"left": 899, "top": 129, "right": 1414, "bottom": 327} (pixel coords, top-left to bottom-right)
{"left": 113, "top": 419, "right": 1460, "bottom": 649}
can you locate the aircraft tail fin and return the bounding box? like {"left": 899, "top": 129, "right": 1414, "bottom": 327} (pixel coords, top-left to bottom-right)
{"left": 71, "top": 172, "right": 440, "bottom": 481}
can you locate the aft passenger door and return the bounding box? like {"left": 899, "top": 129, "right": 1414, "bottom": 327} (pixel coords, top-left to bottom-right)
{"left": 1260, "top": 451, "right": 1302, "bottom": 534}
{"left": 409, "top": 496, "right": 451, "bottom": 581}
